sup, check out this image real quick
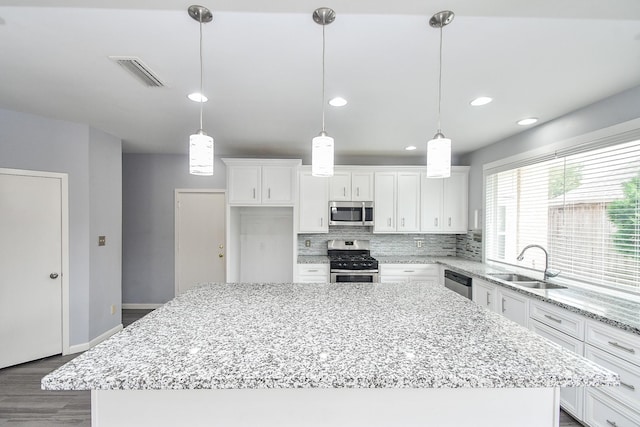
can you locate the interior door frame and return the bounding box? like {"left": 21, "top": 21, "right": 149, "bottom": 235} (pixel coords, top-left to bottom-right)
{"left": 174, "top": 189, "right": 226, "bottom": 296}
{"left": 0, "top": 167, "right": 70, "bottom": 355}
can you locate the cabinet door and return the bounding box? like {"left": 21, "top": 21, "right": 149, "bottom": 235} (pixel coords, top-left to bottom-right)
{"left": 472, "top": 278, "right": 496, "bottom": 311}
{"left": 228, "top": 166, "right": 261, "bottom": 204}
{"left": 329, "top": 172, "right": 351, "bottom": 201}
{"left": 420, "top": 174, "right": 443, "bottom": 232}
{"left": 298, "top": 172, "right": 329, "bottom": 233}
{"left": 351, "top": 172, "right": 373, "bottom": 201}
{"left": 374, "top": 173, "right": 396, "bottom": 232}
{"left": 396, "top": 172, "right": 420, "bottom": 232}
{"left": 529, "top": 319, "right": 585, "bottom": 419}
{"left": 262, "top": 166, "right": 294, "bottom": 204}
{"left": 497, "top": 288, "right": 529, "bottom": 327}
{"left": 442, "top": 171, "right": 468, "bottom": 232}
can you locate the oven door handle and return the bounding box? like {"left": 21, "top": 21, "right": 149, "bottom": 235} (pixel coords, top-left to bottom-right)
{"left": 330, "top": 269, "right": 379, "bottom": 274}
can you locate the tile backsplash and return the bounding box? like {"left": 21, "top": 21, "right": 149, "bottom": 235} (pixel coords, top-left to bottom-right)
{"left": 298, "top": 227, "right": 483, "bottom": 261}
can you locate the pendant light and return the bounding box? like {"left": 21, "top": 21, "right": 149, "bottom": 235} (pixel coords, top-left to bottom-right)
{"left": 311, "top": 7, "right": 336, "bottom": 177}
{"left": 426, "top": 10, "right": 454, "bottom": 179}
{"left": 188, "top": 5, "right": 214, "bottom": 176}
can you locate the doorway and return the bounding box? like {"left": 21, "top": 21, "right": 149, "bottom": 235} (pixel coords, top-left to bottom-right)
{"left": 175, "top": 190, "right": 226, "bottom": 295}
{"left": 0, "top": 168, "right": 69, "bottom": 368}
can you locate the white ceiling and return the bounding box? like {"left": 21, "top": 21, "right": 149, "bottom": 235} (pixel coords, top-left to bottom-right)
{"left": 1, "top": 0, "right": 640, "bottom": 162}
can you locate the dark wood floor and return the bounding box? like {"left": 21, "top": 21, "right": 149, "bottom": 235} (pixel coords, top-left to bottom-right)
{"left": 1, "top": 309, "right": 584, "bottom": 426}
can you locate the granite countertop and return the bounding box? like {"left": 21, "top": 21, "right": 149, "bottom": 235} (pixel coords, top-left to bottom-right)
{"left": 42, "top": 282, "right": 617, "bottom": 391}
{"left": 433, "top": 257, "right": 640, "bottom": 336}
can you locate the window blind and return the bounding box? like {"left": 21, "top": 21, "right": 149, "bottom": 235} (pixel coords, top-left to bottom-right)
{"left": 485, "top": 139, "right": 640, "bottom": 293}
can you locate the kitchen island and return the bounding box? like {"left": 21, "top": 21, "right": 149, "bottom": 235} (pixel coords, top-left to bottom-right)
{"left": 42, "top": 282, "right": 618, "bottom": 427}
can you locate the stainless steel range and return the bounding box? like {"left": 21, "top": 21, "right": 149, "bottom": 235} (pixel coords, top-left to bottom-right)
{"left": 328, "top": 239, "right": 379, "bottom": 283}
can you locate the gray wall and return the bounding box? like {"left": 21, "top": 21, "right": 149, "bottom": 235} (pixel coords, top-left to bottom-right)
{"left": 89, "top": 127, "right": 123, "bottom": 339}
{"left": 0, "top": 108, "right": 122, "bottom": 346}
{"left": 461, "top": 85, "right": 640, "bottom": 222}
{"left": 122, "top": 154, "right": 226, "bottom": 304}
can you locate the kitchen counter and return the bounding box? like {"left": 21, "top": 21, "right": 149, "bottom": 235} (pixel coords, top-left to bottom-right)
{"left": 41, "top": 282, "right": 618, "bottom": 427}
{"left": 433, "top": 257, "right": 640, "bottom": 336}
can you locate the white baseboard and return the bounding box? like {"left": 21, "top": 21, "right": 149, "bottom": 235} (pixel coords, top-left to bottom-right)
{"left": 122, "top": 303, "right": 163, "bottom": 310}
{"left": 66, "top": 323, "right": 123, "bottom": 355}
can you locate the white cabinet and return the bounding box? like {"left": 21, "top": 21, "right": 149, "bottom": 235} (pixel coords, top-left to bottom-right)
{"left": 529, "top": 319, "right": 585, "bottom": 419}
{"left": 298, "top": 170, "right": 329, "bottom": 233}
{"left": 496, "top": 287, "right": 529, "bottom": 327}
{"left": 584, "top": 388, "right": 640, "bottom": 427}
{"left": 472, "top": 278, "right": 496, "bottom": 311}
{"left": 374, "top": 172, "right": 420, "bottom": 233}
{"left": 529, "top": 299, "right": 585, "bottom": 340}
{"left": 380, "top": 264, "right": 439, "bottom": 284}
{"left": 224, "top": 159, "right": 300, "bottom": 206}
{"left": 329, "top": 170, "right": 373, "bottom": 201}
{"left": 420, "top": 167, "right": 469, "bottom": 233}
{"left": 296, "top": 264, "right": 329, "bottom": 283}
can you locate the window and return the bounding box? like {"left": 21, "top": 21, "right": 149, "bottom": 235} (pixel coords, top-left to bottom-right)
{"left": 485, "top": 139, "right": 640, "bottom": 294}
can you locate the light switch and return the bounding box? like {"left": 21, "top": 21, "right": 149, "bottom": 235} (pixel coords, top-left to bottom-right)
{"left": 98, "top": 235, "right": 106, "bottom": 246}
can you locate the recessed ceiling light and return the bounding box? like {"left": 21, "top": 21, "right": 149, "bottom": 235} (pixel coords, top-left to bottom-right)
{"left": 405, "top": 145, "right": 417, "bottom": 151}
{"left": 329, "top": 97, "right": 347, "bottom": 107}
{"left": 470, "top": 96, "right": 492, "bottom": 106}
{"left": 187, "top": 92, "right": 208, "bottom": 103}
{"left": 517, "top": 117, "right": 538, "bottom": 126}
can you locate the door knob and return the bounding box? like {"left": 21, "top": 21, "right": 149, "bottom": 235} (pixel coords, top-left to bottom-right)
{"left": 50, "top": 273, "right": 59, "bottom": 279}
{"left": 218, "top": 253, "right": 224, "bottom": 258}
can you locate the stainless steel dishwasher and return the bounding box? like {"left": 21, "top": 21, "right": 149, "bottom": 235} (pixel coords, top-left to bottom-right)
{"left": 444, "top": 269, "right": 472, "bottom": 299}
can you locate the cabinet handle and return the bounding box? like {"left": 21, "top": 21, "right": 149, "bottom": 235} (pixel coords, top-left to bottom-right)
{"left": 434, "top": 218, "right": 438, "bottom": 227}
{"left": 608, "top": 341, "right": 636, "bottom": 354}
{"left": 253, "top": 188, "right": 256, "bottom": 199}
{"left": 268, "top": 188, "right": 271, "bottom": 199}
{"left": 404, "top": 270, "right": 414, "bottom": 273}
{"left": 486, "top": 293, "right": 490, "bottom": 306}
{"left": 402, "top": 218, "right": 405, "bottom": 227}
{"left": 308, "top": 269, "right": 318, "bottom": 273}
{"left": 620, "top": 381, "right": 635, "bottom": 391}
{"left": 343, "top": 187, "right": 346, "bottom": 197}
{"left": 320, "top": 218, "right": 323, "bottom": 227}
{"left": 501, "top": 298, "right": 506, "bottom": 313}
{"left": 544, "top": 314, "right": 562, "bottom": 324}
{"left": 448, "top": 217, "right": 451, "bottom": 227}
{"left": 388, "top": 218, "right": 391, "bottom": 226}
{"left": 356, "top": 187, "right": 360, "bottom": 197}
{"left": 606, "top": 420, "right": 617, "bottom": 427}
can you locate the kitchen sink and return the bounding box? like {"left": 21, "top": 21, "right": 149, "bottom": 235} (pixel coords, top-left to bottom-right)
{"left": 510, "top": 281, "right": 567, "bottom": 290}
{"left": 488, "top": 273, "right": 534, "bottom": 282}
{"left": 487, "top": 273, "right": 567, "bottom": 290}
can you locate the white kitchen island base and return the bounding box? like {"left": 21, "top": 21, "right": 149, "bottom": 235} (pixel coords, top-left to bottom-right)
{"left": 92, "top": 387, "right": 560, "bottom": 427}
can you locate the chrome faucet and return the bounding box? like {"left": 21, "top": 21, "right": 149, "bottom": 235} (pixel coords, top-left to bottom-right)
{"left": 516, "top": 244, "right": 560, "bottom": 281}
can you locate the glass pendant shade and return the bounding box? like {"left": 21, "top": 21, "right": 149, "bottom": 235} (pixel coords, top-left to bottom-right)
{"left": 189, "top": 131, "right": 214, "bottom": 176}
{"left": 311, "top": 132, "right": 334, "bottom": 177}
{"left": 426, "top": 135, "right": 451, "bottom": 178}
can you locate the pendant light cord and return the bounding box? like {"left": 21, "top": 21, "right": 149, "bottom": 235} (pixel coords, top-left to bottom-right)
{"left": 436, "top": 24, "right": 443, "bottom": 134}
{"left": 321, "top": 23, "right": 326, "bottom": 133}
{"left": 199, "top": 16, "right": 204, "bottom": 131}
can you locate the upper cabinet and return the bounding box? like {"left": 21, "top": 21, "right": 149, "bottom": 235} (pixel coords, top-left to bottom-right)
{"left": 374, "top": 171, "right": 420, "bottom": 233}
{"left": 223, "top": 159, "right": 301, "bottom": 206}
{"left": 420, "top": 167, "right": 469, "bottom": 233}
{"left": 298, "top": 168, "right": 329, "bottom": 233}
{"left": 329, "top": 169, "right": 373, "bottom": 201}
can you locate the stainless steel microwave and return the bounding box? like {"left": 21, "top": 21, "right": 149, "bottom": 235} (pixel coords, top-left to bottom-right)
{"left": 329, "top": 201, "right": 374, "bottom": 226}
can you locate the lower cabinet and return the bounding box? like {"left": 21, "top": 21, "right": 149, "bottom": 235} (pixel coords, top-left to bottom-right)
{"left": 380, "top": 264, "right": 439, "bottom": 284}
{"left": 296, "top": 264, "right": 329, "bottom": 283}
{"left": 496, "top": 287, "right": 529, "bottom": 327}
{"left": 472, "top": 278, "right": 496, "bottom": 311}
{"left": 584, "top": 387, "right": 640, "bottom": 427}
{"left": 529, "top": 319, "right": 585, "bottom": 419}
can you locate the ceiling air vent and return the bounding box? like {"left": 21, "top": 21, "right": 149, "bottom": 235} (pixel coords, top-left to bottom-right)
{"left": 109, "top": 56, "right": 165, "bottom": 87}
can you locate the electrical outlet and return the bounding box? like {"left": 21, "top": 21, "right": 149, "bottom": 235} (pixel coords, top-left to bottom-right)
{"left": 305, "top": 240, "right": 311, "bottom": 247}
{"left": 98, "top": 235, "right": 106, "bottom": 246}
{"left": 416, "top": 240, "right": 423, "bottom": 248}
{"left": 110, "top": 304, "right": 116, "bottom": 315}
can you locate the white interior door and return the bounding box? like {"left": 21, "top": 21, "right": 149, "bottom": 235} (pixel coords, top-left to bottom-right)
{"left": 0, "top": 171, "right": 63, "bottom": 368}
{"left": 175, "top": 191, "right": 226, "bottom": 295}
